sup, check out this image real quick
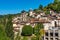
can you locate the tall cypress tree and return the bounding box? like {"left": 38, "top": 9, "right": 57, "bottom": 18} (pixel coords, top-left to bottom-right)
{"left": 5, "top": 15, "right": 14, "bottom": 40}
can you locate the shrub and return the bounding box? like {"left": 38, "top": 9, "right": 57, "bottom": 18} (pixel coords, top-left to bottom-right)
{"left": 21, "top": 25, "right": 33, "bottom": 36}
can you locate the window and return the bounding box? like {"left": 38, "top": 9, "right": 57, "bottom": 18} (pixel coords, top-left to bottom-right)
{"left": 45, "top": 32, "right": 48, "bottom": 36}
{"left": 50, "top": 38, "right": 53, "bottom": 40}
{"left": 55, "top": 33, "right": 58, "bottom": 37}
{"left": 55, "top": 38, "right": 58, "bottom": 40}
{"left": 50, "top": 32, "right": 53, "bottom": 36}
{"left": 46, "top": 38, "right": 48, "bottom": 40}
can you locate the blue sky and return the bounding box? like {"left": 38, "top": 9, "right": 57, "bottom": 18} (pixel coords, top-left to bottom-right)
{"left": 0, "top": 0, "right": 54, "bottom": 15}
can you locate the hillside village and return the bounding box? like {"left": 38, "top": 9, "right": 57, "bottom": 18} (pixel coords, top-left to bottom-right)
{"left": 12, "top": 9, "right": 60, "bottom": 40}
{"left": 0, "top": 0, "right": 60, "bottom": 40}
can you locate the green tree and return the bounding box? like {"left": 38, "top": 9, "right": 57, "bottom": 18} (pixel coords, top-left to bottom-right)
{"left": 39, "top": 5, "right": 43, "bottom": 10}
{"left": 34, "top": 5, "right": 43, "bottom": 13}
{"left": 21, "top": 10, "right": 26, "bottom": 13}
{"left": 21, "top": 25, "right": 33, "bottom": 36}
{"left": 56, "top": 3, "right": 60, "bottom": 12}
{"left": 45, "top": 10, "right": 50, "bottom": 15}
{"left": 34, "top": 23, "right": 43, "bottom": 35}
{"left": 0, "top": 24, "right": 10, "bottom": 40}
{"left": 34, "top": 23, "right": 44, "bottom": 40}
{"left": 39, "top": 29, "right": 45, "bottom": 40}
{"left": 33, "top": 9, "right": 38, "bottom": 13}
{"left": 44, "top": 0, "right": 60, "bottom": 13}
{"left": 54, "top": 0, "right": 60, "bottom": 4}
{"left": 5, "top": 15, "right": 14, "bottom": 40}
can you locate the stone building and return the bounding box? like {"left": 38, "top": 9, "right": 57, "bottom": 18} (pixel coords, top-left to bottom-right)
{"left": 44, "top": 27, "right": 60, "bottom": 40}
{"left": 43, "top": 19, "right": 60, "bottom": 40}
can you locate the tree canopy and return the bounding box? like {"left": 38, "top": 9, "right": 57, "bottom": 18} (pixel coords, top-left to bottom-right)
{"left": 21, "top": 25, "right": 33, "bottom": 36}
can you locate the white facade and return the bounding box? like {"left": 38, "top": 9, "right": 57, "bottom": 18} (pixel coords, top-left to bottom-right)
{"left": 29, "top": 11, "right": 33, "bottom": 16}
{"left": 43, "top": 23, "right": 51, "bottom": 30}
{"left": 36, "top": 15, "right": 41, "bottom": 18}
{"left": 29, "top": 11, "right": 35, "bottom": 17}
{"left": 44, "top": 20, "right": 60, "bottom": 30}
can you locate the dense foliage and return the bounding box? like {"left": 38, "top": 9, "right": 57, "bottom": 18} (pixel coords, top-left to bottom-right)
{"left": 21, "top": 25, "right": 33, "bottom": 36}
{"left": 34, "top": 23, "right": 44, "bottom": 40}
{"left": 44, "top": 0, "right": 60, "bottom": 13}
{"left": 34, "top": 0, "right": 60, "bottom": 13}
{"left": 34, "top": 23, "right": 44, "bottom": 35}
{"left": 5, "top": 15, "right": 14, "bottom": 40}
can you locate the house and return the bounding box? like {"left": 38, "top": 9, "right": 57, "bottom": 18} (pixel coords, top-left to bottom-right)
{"left": 20, "top": 12, "right": 28, "bottom": 22}
{"left": 29, "top": 9, "right": 35, "bottom": 17}
{"left": 43, "top": 19, "right": 60, "bottom": 40}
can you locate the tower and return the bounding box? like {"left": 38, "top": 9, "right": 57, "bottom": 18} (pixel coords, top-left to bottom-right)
{"left": 29, "top": 9, "right": 33, "bottom": 16}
